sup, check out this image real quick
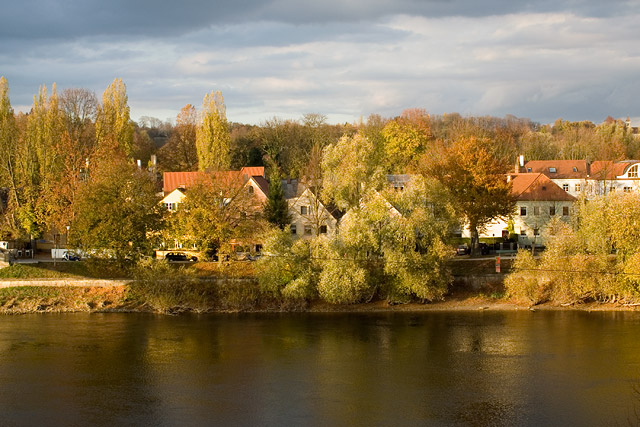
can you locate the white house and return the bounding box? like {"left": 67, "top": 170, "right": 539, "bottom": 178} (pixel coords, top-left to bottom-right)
{"left": 480, "top": 173, "right": 575, "bottom": 247}
{"left": 288, "top": 186, "right": 339, "bottom": 239}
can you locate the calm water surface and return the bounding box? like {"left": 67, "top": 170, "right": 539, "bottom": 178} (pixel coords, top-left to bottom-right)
{"left": 0, "top": 311, "right": 638, "bottom": 426}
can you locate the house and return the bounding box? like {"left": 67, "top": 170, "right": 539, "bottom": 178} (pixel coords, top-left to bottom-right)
{"left": 160, "top": 167, "right": 267, "bottom": 211}
{"left": 509, "top": 173, "right": 575, "bottom": 247}
{"left": 589, "top": 160, "right": 640, "bottom": 195}
{"left": 518, "top": 156, "right": 640, "bottom": 199}
{"left": 286, "top": 182, "right": 339, "bottom": 239}
{"left": 481, "top": 173, "right": 575, "bottom": 247}
{"left": 518, "top": 158, "right": 588, "bottom": 198}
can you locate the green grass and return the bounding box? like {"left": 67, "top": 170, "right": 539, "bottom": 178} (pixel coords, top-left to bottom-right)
{"left": 0, "top": 261, "right": 134, "bottom": 280}
{"left": 0, "top": 286, "right": 63, "bottom": 298}
{"left": 0, "top": 264, "right": 78, "bottom": 279}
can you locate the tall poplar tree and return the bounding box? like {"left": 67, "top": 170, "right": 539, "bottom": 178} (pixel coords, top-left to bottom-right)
{"left": 17, "top": 84, "right": 65, "bottom": 238}
{"left": 196, "top": 91, "right": 230, "bottom": 171}
{"left": 95, "top": 78, "right": 134, "bottom": 157}
{"left": 0, "top": 77, "right": 20, "bottom": 234}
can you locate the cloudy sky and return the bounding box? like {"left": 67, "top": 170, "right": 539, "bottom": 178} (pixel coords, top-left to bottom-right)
{"left": 2, "top": 0, "right": 640, "bottom": 125}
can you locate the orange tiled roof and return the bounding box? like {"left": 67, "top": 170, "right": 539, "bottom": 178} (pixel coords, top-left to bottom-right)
{"left": 523, "top": 160, "right": 588, "bottom": 179}
{"left": 589, "top": 160, "right": 636, "bottom": 180}
{"left": 163, "top": 166, "right": 265, "bottom": 194}
{"left": 162, "top": 172, "right": 208, "bottom": 193}
{"left": 510, "top": 173, "right": 576, "bottom": 201}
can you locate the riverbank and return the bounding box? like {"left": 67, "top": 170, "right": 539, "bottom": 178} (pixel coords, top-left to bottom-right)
{"left": 0, "top": 279, "right": 639, "bottom": 314}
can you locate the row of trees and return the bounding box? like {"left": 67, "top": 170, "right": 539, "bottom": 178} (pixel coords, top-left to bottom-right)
{"left": 0, "top": 77, "right": 236, "bottom": 262}
{"left": 506, "top": 193, "right": 640, "bottom": 305}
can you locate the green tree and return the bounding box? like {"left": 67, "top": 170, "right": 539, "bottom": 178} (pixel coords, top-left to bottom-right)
{"left": 321, "top": 131, "right": 385, "bottom": 211}
{"left": 263, "top": 170, "right": 290, "bottom": 229}
{"left": 95, "top": 78, "right": 134, "bottom": 157}
{"left": 196, "top": 91, "right": 230, "bottom": 171}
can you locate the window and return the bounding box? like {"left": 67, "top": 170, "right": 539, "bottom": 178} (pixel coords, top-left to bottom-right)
{"left": 534, "top": 228, "right": 540, "bottom": 236}
{"left": 300, "top": 206, "right": 308, "bottom": 215}
{"left": 549, "top": 167, "right": 557, "bottom": 173}
{"left": 628, "top": 165, "right": 639, "bottom": 178}
{"left": 610, "top": 186, "right": 616, "bottom": 193}
{"left": 533, "top": 206, "right": 540, "bottom": 216}
{"left": 165, "top": 202, "right": 176, "bottom": 211}
{"left": 520, "top": 206, "right": 527, "bottom": 216}
{"left": 520, "top": 229, "right": 526, "bottom": 236}
{"left": 573, "top": 167, "right": 578, "bottom": 172}
{"left": 562, "top": 184, "right": 569, "bottom": 192}
{"left": 304, "top": 225, "right": 312, "bottom": 235}
{"left": 527, "top": 167, "right": 532, "bottom": 172}
{"left": 563, "top": 206, "right": 569, "bottom": 216}
{"left": 320, "top": 225, "right": 327, "bottom": 234}
{"left": 550, "top": 206, "right": 556, "bottom": 216}
{"left": 575, "top": 184, "right": 581, "bottom": 192}
{"left": 624, "top": 187, "right": 633, "bottom": 193}
{"left": 248, "top": 185, "right": 254, "bottom": 194}
{"left": 290, "top": 224, "right": 297, "bottom": 235}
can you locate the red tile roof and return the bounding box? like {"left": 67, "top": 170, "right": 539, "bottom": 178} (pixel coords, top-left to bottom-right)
{"left": 162, "top": 172, "right": 208, "bottom": 193}
{"left": 510, "top": 173, "right": 576, "bottom": 201}
{"left": 589, "top": 160, "right": 636, "bottom": 180}
{"left": 163, "top": 166, "right": 265, "bottom": 194}
{"left": 523, "top": 160, "right": 588, "bottom": 179}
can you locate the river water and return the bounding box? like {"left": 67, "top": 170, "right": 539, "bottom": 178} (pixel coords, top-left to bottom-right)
{"left": 0, "top": 311, "right": 638, "bottom": 426}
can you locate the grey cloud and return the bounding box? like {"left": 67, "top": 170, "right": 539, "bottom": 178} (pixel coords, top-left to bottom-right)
{"left": 2, "top": 0, "right": 633, "bottom": 41}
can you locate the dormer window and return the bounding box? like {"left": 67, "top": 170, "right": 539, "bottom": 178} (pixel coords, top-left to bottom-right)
{"left": 549, "top": 167, "right": 557, "bottom": 173}
{"left": 573, "top": 167, "right": 578, "bottom": 172}
{"left": 527, "top": 167, "right": 532, "bottom": 172}
{"left": 628, "top": 164, "right": 639, "bottom": 178}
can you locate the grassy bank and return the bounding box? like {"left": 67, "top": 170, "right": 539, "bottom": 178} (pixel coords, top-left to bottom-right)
{"left": 11, "top": 257, "right": 637, "bottom": 315}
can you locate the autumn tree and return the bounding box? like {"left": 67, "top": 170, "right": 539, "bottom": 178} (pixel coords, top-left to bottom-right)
{"left": 14, "top": 84, "right": 66, "bottom": 239}
{"left": 196, "top": 91, "right": 230, "bottom": 171}
{"left": 419, "top": 136, "right": 515, "bottom": 254}
{"left": 0, "top": 77, "right": 19, "bottom": 235}
{"left": 95, "top": 78, "right": 134, "bottom": 157}
{"left": 59, "top": 88, "right": 98, "bottom": 152}
{"left": 166, "top": 174, "right": 266, "bottom": 258}
{"left": 381, "top": 109, "right": 431, "bottom": 173}
{"left": 159, "top": 104, "right": 198, "bottom": 171}
{"left": 71, "top": 160, "right": 163, "bottom": 264}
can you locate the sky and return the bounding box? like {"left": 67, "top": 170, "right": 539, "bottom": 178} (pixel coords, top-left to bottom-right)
{"left": 2, "top": 0, "right": 640, "bottom": 126}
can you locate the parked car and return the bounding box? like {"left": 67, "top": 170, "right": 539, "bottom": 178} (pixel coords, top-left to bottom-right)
{"left": 165, "top": 252, "right": 197, "bottom": 262}
{"left": 63, "top": 252, "right": 81, "bottom": 261}
{"left": 456, "top": 245, "right": 470, "bottom": 256}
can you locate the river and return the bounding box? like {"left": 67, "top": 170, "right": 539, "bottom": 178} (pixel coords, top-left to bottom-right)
{"left": 0, "top": 311, "right": 638, "bottom": 426}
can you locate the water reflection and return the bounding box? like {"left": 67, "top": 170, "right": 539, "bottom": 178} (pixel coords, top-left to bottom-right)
{"left": 0, "top": 312, "right": 637, "bottom": 425}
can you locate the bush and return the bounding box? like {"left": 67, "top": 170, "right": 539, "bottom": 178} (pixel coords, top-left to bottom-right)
{"left": 505, "top": 250, "right": 548, "bottom": 305}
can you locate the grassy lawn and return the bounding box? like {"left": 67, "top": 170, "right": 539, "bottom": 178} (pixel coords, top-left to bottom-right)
{"left": 0, "top": 261, "right": 133, "bottom": 280}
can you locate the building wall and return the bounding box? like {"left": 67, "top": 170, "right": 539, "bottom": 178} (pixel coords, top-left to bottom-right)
{"left": 288, "top": 189, "right": 337, "bottom": 240}
{"left": 513, "top": 200, "right": 573, "bottom": 246}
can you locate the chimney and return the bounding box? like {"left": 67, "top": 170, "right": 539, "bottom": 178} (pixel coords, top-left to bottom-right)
{"left": 519, "top": 155, "right": 524, "bottom": 167}
{"left": 151, "top": 154, "right": 157, "bottom": 166}
{"left": 137, "top": 159, "right": 142, "bottom": 168}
